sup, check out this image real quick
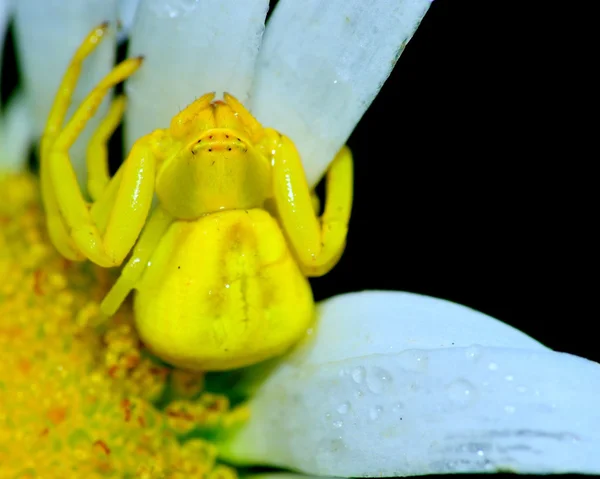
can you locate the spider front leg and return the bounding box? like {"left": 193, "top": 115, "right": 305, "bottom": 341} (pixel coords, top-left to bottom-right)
{"left": 86, "top": 94, "right": 127, "bottom": 202}
{"left": 41, "top": 24, "right": 156, "bottom": 268}
{"left": 39, "top": 24, "right": 114, "bottom": 262}
{"left": 47, "top": 127, "right": 159, "bottom": 268}
{"left": 262, "top": 129, "right": 353, "bottom": 276}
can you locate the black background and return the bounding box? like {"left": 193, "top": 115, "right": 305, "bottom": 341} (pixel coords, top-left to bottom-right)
{"left": 306, "top": 0, "right": 596, "bottom": 365}
{"left": 2, "top": 0, "right": 594, "bottom": 367}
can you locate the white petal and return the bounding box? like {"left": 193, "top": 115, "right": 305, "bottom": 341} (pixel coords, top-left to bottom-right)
{"left": 13, "top": 0, "right": 118, "bottom": 185}
{"left": 0, "top": 90, "right": 33, "bottom": 170}
{"left": 117, "top": 0, "right": 140, "bottom": 42}
{"left": 250, "top": 0, "right": 432, "bottom": 187}
{"left": 291, "top": 291, "right": 547, "bottom": 366}
{"left": 124, "top": 0, "right": 268, "bottom": 149}
{"left": 0, "top": 0, "right": 9, "bottom": 34}
{"left": 222, "top": 292, "right": 600, "bottom": 476}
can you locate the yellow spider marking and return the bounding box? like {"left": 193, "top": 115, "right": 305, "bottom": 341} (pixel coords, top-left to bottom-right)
{"left": 41, "top": 24, "right": 353, "bottom": 371}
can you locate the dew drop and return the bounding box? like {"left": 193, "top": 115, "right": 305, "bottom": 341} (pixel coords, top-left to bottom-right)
{"left": 337, "top": 402, "right": 350, "bottom": 415}
{"left": 392, "top": 402, "right": 404, "bottom": 412}
{"left": 367, "top": 377, "right": 382, "bottom": 394}
{"left": 366, "top": 367, "right": 392, "bottom": 394}
{"left": 446, "top": 379, "right": 475, "bottom": 407}
{"left": 488, "top": 362, "right": 498, "bottom": 371}
{"left": 504, "top": 374, "right": 514, "bottom": 381}
{"left": 504, "top": 405, "right": 516, "bottom": 414}
{"left": 369, "top": 405, "right": 383, "bottom": 420}
{"left": 332, "top": 420, "right": 343, "bottom": 428}
{"left": 351, "top": 366, "right": 365, "bottom": 384}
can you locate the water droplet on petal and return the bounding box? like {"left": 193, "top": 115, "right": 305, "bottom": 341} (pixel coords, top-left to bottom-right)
{"left": 488, "top": 362, "right": 498, "bottom": 371}
{"left": 369, "top": 405, "right": 383, "bottom": 420}
{"left": 351, "top": 366, "right": 365, "bottom": 384}
{"left": 366, "top": 367, "right": 392, "bottom": 394}
{"left": 337, "top": 402, "right": 350, "bottom": 415}
{"left": 332, "top": 420, "right": 343, "bottom": 428}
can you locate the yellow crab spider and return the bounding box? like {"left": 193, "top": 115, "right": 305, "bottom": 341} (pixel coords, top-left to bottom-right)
{"left": 40, "top": 24, "right": 353, "bottom": 371}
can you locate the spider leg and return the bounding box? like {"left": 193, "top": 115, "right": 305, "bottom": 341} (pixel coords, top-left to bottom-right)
{"left": 41, "top": 23, "right": 156, "bottom": 268}
{"left": 87, "top": 95, "right": 127, "bottom": 201}
{"left": 262, "top": 129, "right": 353, "bottom": 277}
{"left": 40, "top": 24, "right": 112, "bottom": 262}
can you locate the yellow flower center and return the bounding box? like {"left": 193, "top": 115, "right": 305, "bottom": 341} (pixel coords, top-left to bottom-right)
{"left": 0, "top": 173, "right": 247, "bottom": 477}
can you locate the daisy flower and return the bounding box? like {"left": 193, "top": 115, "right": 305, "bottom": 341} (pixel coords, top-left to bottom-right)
{"left": 0, "top": 0, "right": 598, "bottom": 477}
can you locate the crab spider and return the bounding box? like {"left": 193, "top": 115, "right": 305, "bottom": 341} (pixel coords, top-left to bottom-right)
{"left": 40, "top": 24, "right": 353, "bottom": 371}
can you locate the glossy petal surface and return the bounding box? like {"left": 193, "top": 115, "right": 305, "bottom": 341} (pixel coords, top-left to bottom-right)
{"left": 125, "top": 0, "right": 268, "bottom": 148}
{"left": 223, "top": 292, "right": 600, "bottom": 476}
{"left": 250, "top": 0, "right": 432, "bottom": 186}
